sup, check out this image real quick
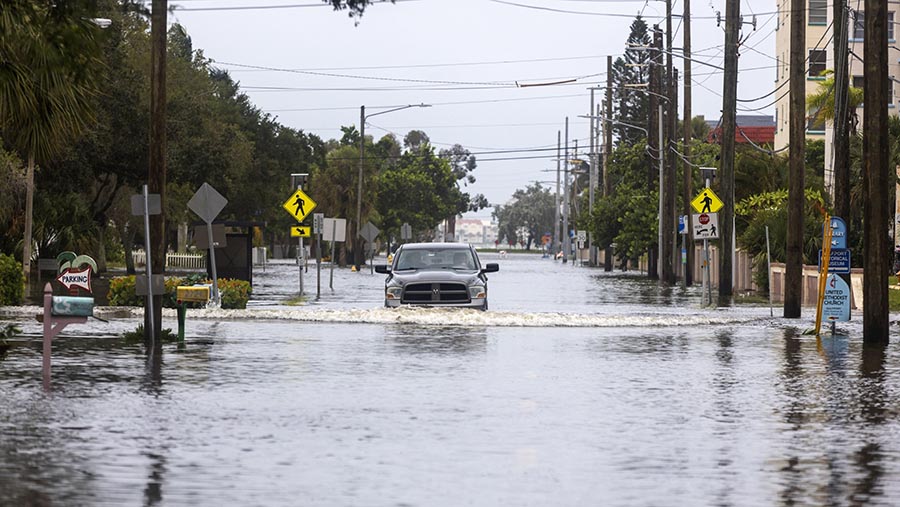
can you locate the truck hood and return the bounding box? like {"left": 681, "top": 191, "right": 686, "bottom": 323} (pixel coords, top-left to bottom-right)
{"left": 388, "top": 269, "right": 482, "bottom": 285}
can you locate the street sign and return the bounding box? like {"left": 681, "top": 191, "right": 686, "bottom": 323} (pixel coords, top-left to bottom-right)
{"left": 822, "top": 273, "right": 851, "bottom": 321}
{"left": 359, "top": 221, "right": 380, "bottom": 243}
{"left": 188, "top": 183, "right": 228, "bottom": 223}
{"left": 678, "top": 215, "right": 687, "bottom": 234}
{"left": 291, "top": 226, "right": 311, "bottom": 238}
{"left": 56, "top": 267, "right": 92, "bottom": 293}
{"left": 323, "top": 218, "right": 347, "bottom": 242}
{"left": 690, "top": 187, "right": 724, "bottom": 213}
{"left": 194, "top": 224, "right": 226, "bottom": 249}
{"left": 131, "top": 193, "right": 161, "bottom": 216}
{"left": 401, "top": 222, "right": 412, "bottom": 240}
{"left": 313, "top": 213, "right": 325, "bottom": 234}
{"left": 692, "top": 212, "right": 720, "bottom": 239}
{"left": 827, "top": 217, "right": 848, "bottom": 249}
{"left": 282, "top": 188, "right": 317, "bottom": 223}
{"left": 819, "top": 248, "right": 851, "bottom": 274}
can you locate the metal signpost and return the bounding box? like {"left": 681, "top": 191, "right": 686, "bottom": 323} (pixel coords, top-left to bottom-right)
{"left": 693, "top": 168, "right": 720, "bottom": 306}
{"left": 131, "top": 185, "right": 161, "bottom": 338}
{"left": 187, "top": 183, "right": 229, "bottom": 306}
{"left": 282, "top": 184, "right": 317, "bottom": 297}
{"left": 323, "top": 218, "right": 347, "bottom": 289}
{"left": 360, "top": 221, "right": 380, "bottom": 274}
{"left": 313, "top": 213, "right": 324, "bottom": 300}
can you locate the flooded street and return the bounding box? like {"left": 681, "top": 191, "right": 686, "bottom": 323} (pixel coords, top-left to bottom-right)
{"left": 2, "top": 254, "right": 899, "bottom": 506}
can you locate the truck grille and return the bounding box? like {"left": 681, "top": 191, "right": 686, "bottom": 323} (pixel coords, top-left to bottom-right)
{"left": 402, "top": 283, "right": 470, "bottom": 304}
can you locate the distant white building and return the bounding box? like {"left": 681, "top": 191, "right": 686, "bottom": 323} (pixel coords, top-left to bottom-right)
{"left": 435, "top": 218, "right": 498, "bottom": 247}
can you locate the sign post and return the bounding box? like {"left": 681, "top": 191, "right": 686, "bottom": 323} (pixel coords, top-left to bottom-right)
{"left": 691, "top": 181, "right": 721, "bottom": 306}
{"left": 313, "top": 213, "right": 324, "bottom": 299}
{"left": 187, "top": 183, "right": 228, "bottom": 307}
{"left": 131, "top": 186, "right": 161, "bottom": 338}
{"left": 282, "top": 187, "right": 317, "bottom": 297}
{"left": 360, "top": 221, "right": 380, "bottom": 274}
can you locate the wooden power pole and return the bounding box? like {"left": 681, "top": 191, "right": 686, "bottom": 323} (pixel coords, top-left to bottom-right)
{"left": 683, "top": 0, "right": 694, "bottom": 286}
{"left": 663, "top": 0, "right": 676, "bottom": 286}
{"left": 863, "top": 0, "right": 890, "bottom": 343}
{"left": 720, "top": 0, "right": 740, "bottom": 300}
{"left": 147, "top": 0, "right": 167, "bottom": 344}
{"left": 784, "top": 0, "right": 805, "bottom": 317}
{"left": 604, "top": 55, "right": 614, "bottom": 272}
{"left": 833, "top": 0, "right": 851, "bottom": 220}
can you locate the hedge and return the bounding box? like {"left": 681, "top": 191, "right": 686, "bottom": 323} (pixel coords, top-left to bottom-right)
{"left": 0, "top": 254, "right": 24, "bottom": 306}
{"left": 107, "top": 275, "right": 252, "bottom": 309}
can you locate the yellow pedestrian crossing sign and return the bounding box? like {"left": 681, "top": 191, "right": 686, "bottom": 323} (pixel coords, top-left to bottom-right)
{"left": 691, "top": 187, "right": 723, "bottom": 213}
{"left": 290, "top": 226, "right": 311, "bottom": 238}
{"left": 282, "top": 188, "right": 317, "bottom": 223}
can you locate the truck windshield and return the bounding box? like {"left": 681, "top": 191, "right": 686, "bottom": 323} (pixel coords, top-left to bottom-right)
{"left": 395, "top": 249, "right": 476, "bottom": 270}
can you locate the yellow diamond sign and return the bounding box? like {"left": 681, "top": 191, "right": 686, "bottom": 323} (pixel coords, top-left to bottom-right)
{"left": 691, "top": 187, "right": 723, "bottom": 213}
{"left": 282, "top": 188, "right": 317, "bottom": 223}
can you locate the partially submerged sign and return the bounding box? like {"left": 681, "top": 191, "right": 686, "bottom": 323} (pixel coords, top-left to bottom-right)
{"left": 822, "top": 274, "right": 851, "bottom": 321}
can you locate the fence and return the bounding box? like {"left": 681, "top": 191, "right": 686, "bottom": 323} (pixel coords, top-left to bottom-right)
{"left": 132, "top": 250, "right": 206, "bottom": 270}
{"left": 625, "top": 245, "right": 758, "bottom": 294}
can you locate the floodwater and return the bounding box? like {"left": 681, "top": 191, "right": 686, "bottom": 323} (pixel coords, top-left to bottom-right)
{"left": 2, "top": 254, "right": 899, "bottom": 506}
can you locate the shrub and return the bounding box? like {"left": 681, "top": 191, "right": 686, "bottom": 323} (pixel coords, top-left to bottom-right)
{"left": 107, "top": 275, "right": 251, "bottom": 309}
{"left": 0, "top": 254, "right": 25, "bottom": 306}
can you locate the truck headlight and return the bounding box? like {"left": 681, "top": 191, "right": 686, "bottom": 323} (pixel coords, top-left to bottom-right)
{"left": 386, "top": 286, "right": 403, "bottom": 300}
{"left": 468, "top": 284, "right": 486, "bottom": 299}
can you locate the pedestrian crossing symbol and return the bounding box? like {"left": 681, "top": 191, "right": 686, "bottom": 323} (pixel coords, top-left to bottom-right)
{"left": 282, "top": 188, "right": 317, "bottom": 223}
{"left": 691, "top": 187, "right": 723, "bottom": 213}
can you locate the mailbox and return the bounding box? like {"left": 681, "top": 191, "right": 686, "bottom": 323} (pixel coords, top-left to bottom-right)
{"left": 51, "top": 296, "right": 94, "bottom": 317}
{"left": 176, "top": 285, "right": 210, "bottom": 303}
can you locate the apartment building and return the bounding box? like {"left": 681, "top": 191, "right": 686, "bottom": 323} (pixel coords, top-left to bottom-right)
{"left": 773, "top": 0, "right": 900, "bottom": 195}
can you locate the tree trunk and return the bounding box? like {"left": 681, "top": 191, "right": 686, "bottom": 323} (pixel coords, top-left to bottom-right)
{"left": 23, "top": 154, "right": 35, "bottom": 285}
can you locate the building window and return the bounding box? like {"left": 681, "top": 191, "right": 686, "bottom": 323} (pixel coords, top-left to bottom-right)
{"left": 808, "top": 49, "right": 826, "bottom": 78}
{"left": 853, "top": 12, "right": 896, "bottom": 40}
{"left": 809, "top": 0, "right": 827, "bottom": 24}
{"left": 849, "top": 75, "right": 894, "bottom": 106}
{"left": 807, "top": 115, "right": 825, "bottom": 132}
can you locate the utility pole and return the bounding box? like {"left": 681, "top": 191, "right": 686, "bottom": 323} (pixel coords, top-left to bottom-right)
{"left": 784, "top": 0, "right": 805, "bottom": 317}
{"left": 863, "top": 0, "right": 890, "bottom": 343}
{"left": 683, "top": 0, "right": 694, "bottom": 286}
{"left": 662, "top": 0, "right": 676, "bottom": 286}
{"left": 833, "top": 0, "right": 851, "bottom": 220}
{"left": 589, "top": 88, "right": 597, "bottom": 266}
{"left": 647, "top": 27, "right": 661, "bottom": 279}
{"left": 720, "top": 0, "right": 740, "bottom": 302}
{"left": 147, "top": 0, "right": 167, "bottom": 345}
{"left": 670, "top": 69, "right": 679, "bottom": 284}
{"left": 357, "top": 105, "right": 365, "bottom": 269}
{"left": 604, "top": 55, "right": 614, "bottom": 272}
{"left": 554, "top": 131, "right": 561, "bottom": 258}
{"left": 563, "top": 117, "right": 570, "bottom": 264}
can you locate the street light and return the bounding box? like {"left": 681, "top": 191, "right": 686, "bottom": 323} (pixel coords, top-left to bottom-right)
{"left": 357, "top": 103, "right": 430, "bottom": 269}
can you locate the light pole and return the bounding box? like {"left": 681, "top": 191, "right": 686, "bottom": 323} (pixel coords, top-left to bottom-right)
{"left": 357, "top": 103, "right": 430, "bottom": 269}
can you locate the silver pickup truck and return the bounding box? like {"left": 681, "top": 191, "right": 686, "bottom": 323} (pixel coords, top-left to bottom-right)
{"left": 375, "top": 243, "right": 499, "bottom": 310}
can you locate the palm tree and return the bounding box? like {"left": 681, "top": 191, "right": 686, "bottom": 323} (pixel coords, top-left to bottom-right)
{"left": 0, "top": 1, "right": 104, "bottom": 283}
{"left": 806, "top": 71, "right": 865, "bottom": 133}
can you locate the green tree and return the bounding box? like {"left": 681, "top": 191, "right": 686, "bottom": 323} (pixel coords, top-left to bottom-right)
{"left": 610, "top": 16, "right": 651, "bottom": 146}
{"left": 438, "top": 144, "right": 488, "bottom": 239}
{"left": 492, "top": 183, "right": 555, "bottom": 249}
{"left": 0, "top": 0, "right": 106, "bottom": 281}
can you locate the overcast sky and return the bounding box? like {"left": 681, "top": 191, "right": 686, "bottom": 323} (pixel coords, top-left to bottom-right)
{"left": 169, "top": 0, "right": 777, "bottom": 220}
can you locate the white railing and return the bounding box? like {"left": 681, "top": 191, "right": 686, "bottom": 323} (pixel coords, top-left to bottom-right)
{"left": 132, "top": 250, "right": 206, "bottom": 270}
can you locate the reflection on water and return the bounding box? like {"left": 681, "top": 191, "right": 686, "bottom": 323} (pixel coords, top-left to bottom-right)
{"left": 1, "top": 255, "right": 899, "bottom": 505}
